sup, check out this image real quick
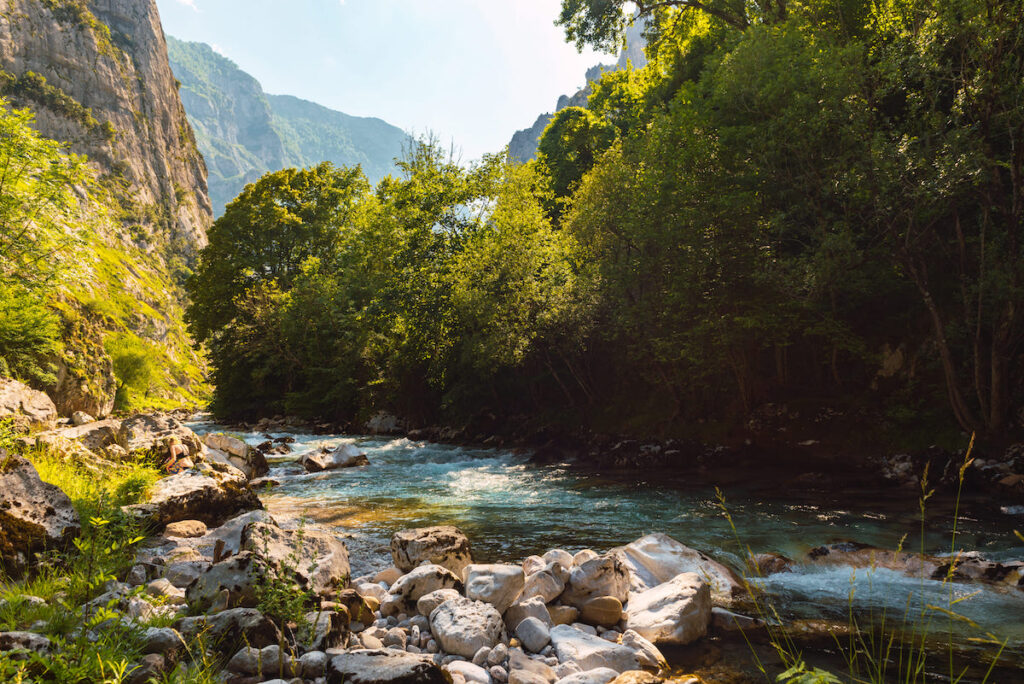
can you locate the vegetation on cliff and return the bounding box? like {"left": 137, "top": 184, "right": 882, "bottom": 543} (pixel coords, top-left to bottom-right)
{"left": 0, "top": 0, "right": 212, "bottom": 415}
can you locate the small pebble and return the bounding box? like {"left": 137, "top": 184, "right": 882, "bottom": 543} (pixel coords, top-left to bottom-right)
{"left": 490, "top": 665, "right": 509, "bottom": 683}
{"left": 472, "top": 647, "right": 491, "bottom": 666}
{"left": 487, "top": 643, "right": 508, "bottom": 666}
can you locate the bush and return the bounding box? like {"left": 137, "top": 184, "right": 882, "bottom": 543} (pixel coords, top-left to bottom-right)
{"left": 0, "top": 286, "right": 62, "bottom": 386}
{"left": 105, "top": 332, "right": 159, "bottom": 410}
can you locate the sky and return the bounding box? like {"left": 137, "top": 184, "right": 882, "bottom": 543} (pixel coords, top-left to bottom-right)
{"left": 154, "top": 0, "right": 611, "bottom": 162}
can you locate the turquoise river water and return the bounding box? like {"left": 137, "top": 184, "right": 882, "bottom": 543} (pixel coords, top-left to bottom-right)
{"left": 188, "top": 422, "right": 1024, "bottom": 655}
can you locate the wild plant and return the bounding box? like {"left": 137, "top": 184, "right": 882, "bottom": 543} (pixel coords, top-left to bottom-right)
{"left": 718, "top": 433, "right": 1013, "bottom": 684}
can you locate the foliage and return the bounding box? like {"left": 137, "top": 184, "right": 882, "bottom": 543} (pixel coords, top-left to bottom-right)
{"left": 535, "top": 106, "right": 616, "bottom": 215}
{"left": 0, "top": 98, "right": 90, "bottom": 289}
{"left": 0, "top": 285, "right": 62, "bottom": 386}
{"left": 105, "top": 332, "right": 160, "bottom": 410}
{"left": 252, "top": 520, "right": 317, "bottom": 628}
{"left": 188, "top": 0, "right": 1024, "bottom": 442}
{"left": 0, "top": 441, "right": 218, "bottom": 683}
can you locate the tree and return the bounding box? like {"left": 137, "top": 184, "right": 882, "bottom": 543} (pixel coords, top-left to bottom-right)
{"left": 0, "top": 97, "right": 90, "bottom": 288}
{"left": 185, "top": 163, "right": 369, "bottom": 344}
{"left": 557, "top": 0, "right": 753, "bottom": 53}
{"left": 535, "top": 107, "right": 616, "bottom": 218}
{"left": 105, "top": 333, "right": 158, "bottom": 409}
{"left": 0, "top": 286, "right": 62, "bottom": 385}
{"left": 0, "top": 98, "right": 91, "bottom": 386}
{"left": 862, "top": 0, "right": 1024, "bottom": 433}
{"left": 185, "top": 163, "right": 371, "bottom": 417}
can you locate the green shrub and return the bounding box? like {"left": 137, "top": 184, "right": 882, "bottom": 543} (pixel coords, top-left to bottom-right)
{"left": 0, "top": 286, "right": 62, "bottom": 386}
{"left": 105, "top": 332, "right": 159, "bottom": 410}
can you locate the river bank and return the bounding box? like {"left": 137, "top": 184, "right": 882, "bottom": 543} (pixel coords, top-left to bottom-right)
{"left": 3, "top": 402, "right": 1024, "bottom": 682}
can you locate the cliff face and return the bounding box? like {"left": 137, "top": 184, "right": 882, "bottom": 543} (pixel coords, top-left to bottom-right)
{"left": 0, "top": 0, "right": 211, "bottom": 247}
{"left": 167, "top": 37, "right": 407, "bottom": 215}
{"left": 0, "top": 0, "right": 213, "bottom": 415}
{"left": 509, "top": 24, "right": 647, "bottom": 163}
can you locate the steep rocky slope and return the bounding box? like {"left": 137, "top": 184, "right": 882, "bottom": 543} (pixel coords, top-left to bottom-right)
{"left": 167, "top": 37, "right": 407, "bottom": 215}
{"left": 509, "top": 23, "right": 647, "bottom": 163}
{"left": 0, "top": 0, "right": 213, "bottom": 415}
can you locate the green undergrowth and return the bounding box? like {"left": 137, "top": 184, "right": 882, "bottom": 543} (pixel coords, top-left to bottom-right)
{"left": 0, "top": 436, "right": 221, "bottom": 682}
{"left": 51, "top": 224, "right": 212, "bottom": 413}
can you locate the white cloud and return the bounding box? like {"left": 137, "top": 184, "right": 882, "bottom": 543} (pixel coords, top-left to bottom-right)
{"left": 175, "top": 0, "right": 199, "bottom": 11}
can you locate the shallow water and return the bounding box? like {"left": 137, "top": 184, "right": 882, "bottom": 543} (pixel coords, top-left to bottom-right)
{"left": 189, "top": 422, "right": 1024, "bottom": 650}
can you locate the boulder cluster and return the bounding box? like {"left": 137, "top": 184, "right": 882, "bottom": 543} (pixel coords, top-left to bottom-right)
{"left": 0, "top": 431, "right": 738, "bottom": 684}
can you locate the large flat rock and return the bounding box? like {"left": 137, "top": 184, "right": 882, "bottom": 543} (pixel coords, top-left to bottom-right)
{"left": 0, "top": 452, "right": 80, "bottom": 577}
{"left": 123, "top": 464, "right": 262, "bottom": 527}
{"left": 328, "top": 649, "right": 449, "bottom": 684}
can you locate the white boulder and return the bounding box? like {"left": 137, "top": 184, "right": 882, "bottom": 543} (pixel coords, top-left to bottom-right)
{"left": 301, "top": 443, "right": 369, "bottom": 472}
{"left": 560, "top": 554, "right": 630, "bottom": 609}
{"left": 430, "top": 597, "right": 504, "bottom": 659}
{"left": 391, "top": 525, "right": 474, "bottom": 575}
{"left": 515, "top": 617, "right": 551, "bottom": 653}
{"left": 522, "top": 569, "right": 565, "bottom": 604}
{"left": 390, "top": 564, "right": 462, "bottom": 605}
{"left": 613, "top": 533, "right": 741, "bottom": 604}
{"left": 624, "top": 572, "right": 710, "bottom": 645}
{"left": 548, "top": 625, "right": 640, "bottom": 673}
{"left": 465, "top": 564, "right": 525, "bottom": 612}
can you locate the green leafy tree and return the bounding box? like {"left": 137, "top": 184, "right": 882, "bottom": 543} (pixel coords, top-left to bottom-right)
{"left": 535, "top": 107, "right": 616, "bottom": 218}
{"left": 0, "top": 98, "right": 91, "bottom": 386}
{"left": 186, "top": 162, "right": 369, "bottom": 344}
{"left": 860, "top": 0, "right": 1024, "bottom": 433}
{"left": 0, "top": 97, "right": 89, "bottom": 288}
{"left": 557, "top": 0, "right": 753, "bottom": 53}
{"left": 105, "top": 333, "right": 159, "bottom": 409}
{"left": 0, "top": 285, "right": 62, "bottom": 385}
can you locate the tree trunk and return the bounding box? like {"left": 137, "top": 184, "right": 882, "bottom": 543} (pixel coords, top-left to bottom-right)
{"left": 906, "top": 259, "right": 979, "bottom": 433}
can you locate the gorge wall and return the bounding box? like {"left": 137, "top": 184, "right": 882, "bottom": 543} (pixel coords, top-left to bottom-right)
{"left": 0, "top": 0, "right": 213, "bottom": 415}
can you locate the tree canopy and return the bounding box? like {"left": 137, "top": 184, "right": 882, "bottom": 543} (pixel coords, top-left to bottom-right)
{"left": 187, "top": 0, "right": 1024, "bottom": 444}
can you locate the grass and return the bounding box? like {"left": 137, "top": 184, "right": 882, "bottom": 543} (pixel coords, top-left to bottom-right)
{"left": 0, "top": 425, "right": 223, "bottom": 682}
{"left": 717, "top": 433, "right": 1015, "bottom": 684}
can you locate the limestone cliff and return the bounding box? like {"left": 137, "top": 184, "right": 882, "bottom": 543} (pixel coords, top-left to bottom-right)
{"left": 509, "top": 23, "right": 647, "bottom": 163}
{"left": 0, "top": 0, "right": 213, "bottom": 415}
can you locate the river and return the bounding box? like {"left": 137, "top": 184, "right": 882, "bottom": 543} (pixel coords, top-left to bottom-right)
{"left": 187, "top": 421, "right": 1024, "bottom": 658}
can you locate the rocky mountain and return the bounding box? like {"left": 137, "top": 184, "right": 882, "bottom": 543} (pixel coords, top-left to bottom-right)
{"left": 0, "top": 0, "right": 213, "bottom": 415}
{"left": 167, "top": 37, "right": 408, "bottom": 215}
{"left": 509, "top": 23, "right": 648, "bottom": 163}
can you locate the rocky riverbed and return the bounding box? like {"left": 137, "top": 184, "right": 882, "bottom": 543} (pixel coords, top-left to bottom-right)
{"left": 2, "top": 394, "right": 1024, "bottom": 682}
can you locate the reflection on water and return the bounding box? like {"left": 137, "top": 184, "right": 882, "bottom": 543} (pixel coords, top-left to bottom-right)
{"left": 189, "top": 420, "right": 1024, "bottom": 648}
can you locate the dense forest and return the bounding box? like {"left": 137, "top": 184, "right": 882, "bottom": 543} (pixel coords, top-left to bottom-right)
{"left": 188, "top": 0, "right": 1023, "bottom": 449}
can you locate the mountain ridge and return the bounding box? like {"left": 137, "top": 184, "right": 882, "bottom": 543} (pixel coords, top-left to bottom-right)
{"left": 167, "top": 37, "right": 408, "bottom": 215}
